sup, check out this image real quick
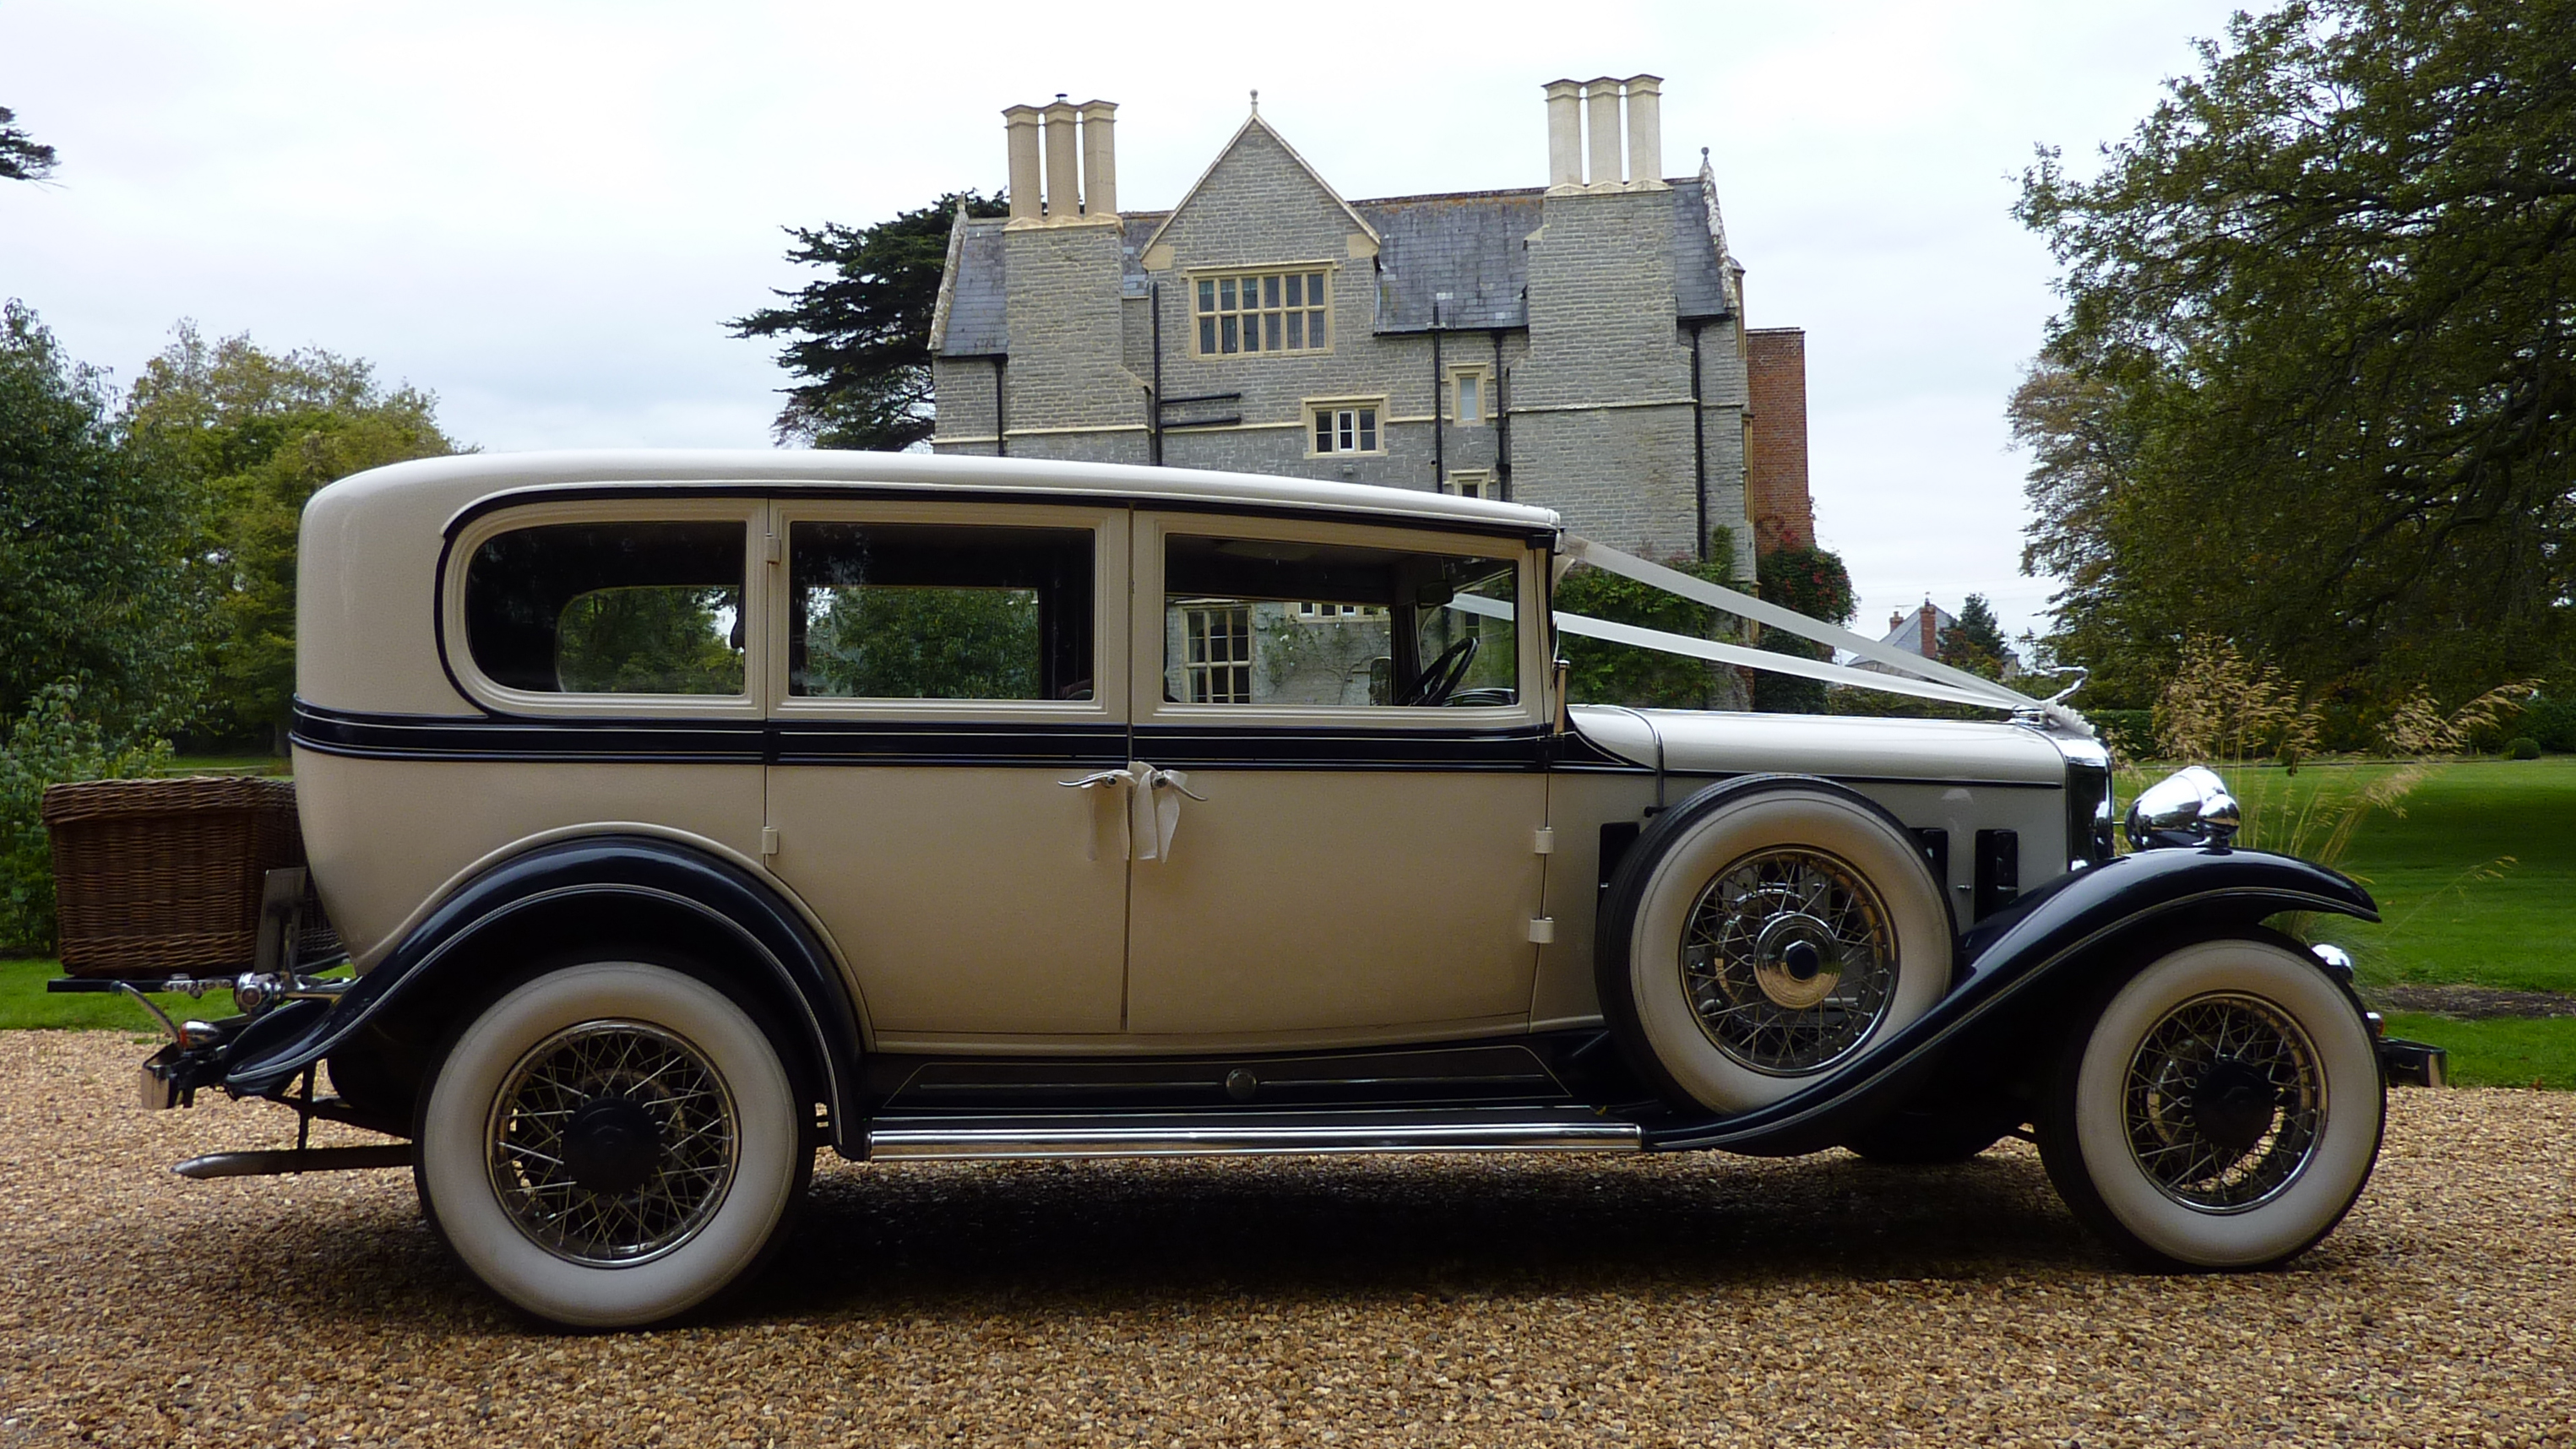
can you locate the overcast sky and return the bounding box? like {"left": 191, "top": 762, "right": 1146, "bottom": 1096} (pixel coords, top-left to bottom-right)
{"left": 3, "top": 0, "right": 2245, "bottom": 646}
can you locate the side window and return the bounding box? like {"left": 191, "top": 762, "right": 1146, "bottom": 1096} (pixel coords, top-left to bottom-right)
{"left": 463, "top": 521, "right": 746, "bottom": 696}
{"left": 1162, "top": 534, "right": 1518, "bottom": 708}
{"left": 788, "top": 522, "right": 1094, "bottom": 701}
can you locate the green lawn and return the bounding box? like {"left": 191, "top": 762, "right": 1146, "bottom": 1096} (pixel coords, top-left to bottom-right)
{"left": 160, "top": 752, "right": 288, "bottom": 777}
{"left": 2171, "top": 754, "right": 2576, "bottom": 1088}
{"left": 1, "top": 957, "right": 212, "bottom": 1036}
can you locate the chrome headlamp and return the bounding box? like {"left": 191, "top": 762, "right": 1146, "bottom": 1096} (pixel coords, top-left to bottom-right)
{"left": 2125, "top": 765, "right": 2241, "bottom": 850}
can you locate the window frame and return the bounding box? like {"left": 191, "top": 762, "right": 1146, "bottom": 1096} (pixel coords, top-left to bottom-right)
{"left": 1448, "top": 365, "right": 1492, "bottom": 426}
{"left": 1304, "top": 396, "right": 1389, "bottom": 458}
{"left": 765, "top": 498, "right": 1126, "bottom": 724}
{"left": 1443, "top": 470, "right": 1498, "bottom": 501}
{"left": 1187, "top": 263, "right": 1336, "bottom": 360}
{"left": 1130, "top": 511, "right": 1545, "bottom": 728}
{"left": 441, "top": 497, "right": 768, "bottom": 720}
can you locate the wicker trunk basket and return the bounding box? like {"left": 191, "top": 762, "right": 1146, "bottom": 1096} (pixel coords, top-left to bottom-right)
{"left": 41, "top": 776, "right": 340, "bottom": 978}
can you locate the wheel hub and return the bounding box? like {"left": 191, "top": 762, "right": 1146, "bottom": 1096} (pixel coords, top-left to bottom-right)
{"left": 561, "top": 1096, "right": 664, "bottom": 1196}
{"left": 1680, "top": 847, "right": 1898, "bottom": 1075}
{"left": 1749, "top": 916, "right": 1844, "bottom": 1009}
{"left": 485, "top": 1019, "right": 740, "bottom": 1266}
{"left": 2187, "top": 1057, "right": 2280, "bottom": 1155}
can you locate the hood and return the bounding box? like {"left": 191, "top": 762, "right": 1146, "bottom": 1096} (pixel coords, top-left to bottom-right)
{"left": 1568, "top": 706, "right": 2068, "bottom": 785}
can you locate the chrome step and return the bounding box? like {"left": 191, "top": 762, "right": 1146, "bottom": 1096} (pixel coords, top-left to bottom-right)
{"left": 863, "top": 1107, "right": 1643, "bottom": 1162}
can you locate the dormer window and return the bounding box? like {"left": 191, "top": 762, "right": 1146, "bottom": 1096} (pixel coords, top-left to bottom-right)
{"left": 1195, "top": 269, "right": 1331, "bottom": 356}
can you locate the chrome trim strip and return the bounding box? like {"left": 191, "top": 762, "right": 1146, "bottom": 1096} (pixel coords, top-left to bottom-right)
{"left": 865, "top": 1110, "right": 1643, "bottom": 1161}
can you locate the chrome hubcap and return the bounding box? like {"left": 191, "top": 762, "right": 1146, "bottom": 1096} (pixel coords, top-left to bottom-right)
{"left": 2124, "top": 993, "right": 2324, "bottom": 1213}
{"left": 486, "top": 1020, "right": 738, "bottom": 1266}
{"left": 1681, "top": 849, "right": 1899, "bottom": 1074}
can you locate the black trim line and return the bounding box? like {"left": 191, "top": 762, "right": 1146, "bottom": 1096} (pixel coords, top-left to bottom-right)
{"left": 294, "top": 701, "right": 764, "bottom": 763}
{"left": 1133, "top": 722, "right": 1552, "bottom": 771}
{"left": 774, "top": 719, "right": 1129, "bottom": 768}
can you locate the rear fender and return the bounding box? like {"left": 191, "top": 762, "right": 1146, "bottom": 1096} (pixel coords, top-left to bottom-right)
{"left": 1644, "top": 848, "right": 2378, "bottom": 1154}
{"left": 222, "top": 834, "right": 867, "bottom": 1147}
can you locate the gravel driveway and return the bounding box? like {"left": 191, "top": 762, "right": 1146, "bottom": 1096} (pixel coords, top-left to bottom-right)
{"left": 2, "top": 1029, "right": 2570, "bottom": 1448}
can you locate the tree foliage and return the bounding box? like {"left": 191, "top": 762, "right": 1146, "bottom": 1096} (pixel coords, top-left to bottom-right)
{"left": 0, "top": 301, "right": 208, "bottom": 743}
{"left": 2014, "top": 0, "right": 2576, "bottom": 709}
{"left": 731, "top": 192, "right": 1009, "bottom": 451}
{"left": 123, "top": 324, "right": 460, "bottom": 745}
{"left": 0, "top": 106, "right": 57, "bottom": 182}
{"left": 1938, "top": 594, "right": 2012, "bottom": 681}
{"left": 1750, "top": 544, "right": 1857, "bottom": 714}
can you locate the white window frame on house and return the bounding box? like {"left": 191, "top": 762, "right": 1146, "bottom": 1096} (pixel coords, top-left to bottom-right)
{"left": 1181, "top": 602, "right": 1253, "bottom": 703}
{"left": 1443, "top": 469, "right": 1497, "bottom": 501}
{"left": 1293, "top": 601, "right": 1388, "bottom": 622}
{"left": 1191, "top": 267, "right": 1333, "bottom": 358}
{"left": 1306, "top": 398, "right": 1386, "bottom": 457}
{"left": 1449, "top": 366, "right": 1491, "bottom": 426}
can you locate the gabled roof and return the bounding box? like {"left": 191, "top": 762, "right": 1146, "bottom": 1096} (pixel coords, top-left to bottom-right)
{"left": 1138, "top": 111, "right": 1382, "bottom": 263}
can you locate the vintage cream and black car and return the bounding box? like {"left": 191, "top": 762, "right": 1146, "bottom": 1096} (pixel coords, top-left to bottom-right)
{"left": 60, "top": 452, "right": 2443, "bottom": 1327}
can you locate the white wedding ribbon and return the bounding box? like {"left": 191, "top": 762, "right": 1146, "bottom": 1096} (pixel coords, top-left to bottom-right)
{"left": 1060, "top": 762, "right": 1204, "bottom": 862}
{"left": 1510, "top": 537, "right": 2096, "bottom": 737}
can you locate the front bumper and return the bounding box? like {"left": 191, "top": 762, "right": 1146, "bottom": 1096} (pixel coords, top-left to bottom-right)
{"left": 2379, "top": 1036, "right": 2449, "bottom": 1088}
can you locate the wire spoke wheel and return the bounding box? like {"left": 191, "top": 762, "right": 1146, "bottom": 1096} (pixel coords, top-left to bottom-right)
{"left": 2122, "top": 992, "right": 2324, "bottom": 1213}
{"left": 486, "top": 1020, "right": 739, "bottom": 1267}
{"left": 1680, "top": 847, "right": 1899, "bottom": 1074}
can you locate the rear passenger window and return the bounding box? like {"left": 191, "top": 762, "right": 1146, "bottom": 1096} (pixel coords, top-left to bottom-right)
{"left": 788, "top": 522, "right": 1095, "bottom": 701}
{"left": 463, "top": 521, "right": 746, "bottom": 695}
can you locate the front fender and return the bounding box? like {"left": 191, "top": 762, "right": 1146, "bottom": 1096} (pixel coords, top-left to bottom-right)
{"left": 1644, "top": 848, "right": 2377, "bottom": 1153}
{"left": 222, "top": 835, "right": 866, "bottom": 1143}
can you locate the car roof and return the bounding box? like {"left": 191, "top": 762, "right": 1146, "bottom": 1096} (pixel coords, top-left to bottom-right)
{"left": 322, "top": 449, "right": 1565, "bottom": 539}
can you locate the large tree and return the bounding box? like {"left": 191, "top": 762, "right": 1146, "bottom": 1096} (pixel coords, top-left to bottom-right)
{"left": 124, "top": 325, "right": 459, "bottom": 746}
{"left": 2014, "top": 0, "right": 2576, "bottom": 708}
{"left": 730, "top": 191, "right": 1008, "bottom": 451}
{"left": 0, "top": 106, "right": 56, "bottom": 182}
{"left": 0, "top": 301, "right": 206, "bottom": 741}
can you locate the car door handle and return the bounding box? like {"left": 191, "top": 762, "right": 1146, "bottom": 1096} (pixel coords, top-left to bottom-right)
{"left": 1058, "top": 768, "right": 1138, "bottom": 860}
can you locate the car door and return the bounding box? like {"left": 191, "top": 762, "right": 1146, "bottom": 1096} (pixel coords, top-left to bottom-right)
{"left": 762, "top": 498, "right": 1131, "bottom": 1039}
{"left": 1121, "top": 510, "right": 1551, "bottom": 1039}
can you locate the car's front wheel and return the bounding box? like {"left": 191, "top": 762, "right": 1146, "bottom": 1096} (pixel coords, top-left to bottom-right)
{"left": 415, "top": 960, "right": 810, "bottom": 1328}
{"left": 2037, "top": 936, "right": 2383, "bottom": 1270}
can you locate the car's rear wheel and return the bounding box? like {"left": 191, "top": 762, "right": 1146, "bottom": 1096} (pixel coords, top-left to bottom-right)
{"left": 415, "top": 960, "right": 810, "bottom": 1328}
{"left": 2037, "top": 936, "right": 2383, "bottom": 1270}
{"left": 1599, "top": 778, "right": 1952, "bottom": 1114}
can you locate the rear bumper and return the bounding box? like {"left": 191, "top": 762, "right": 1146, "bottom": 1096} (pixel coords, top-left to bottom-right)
{"left": 2379, "top": 1036, "right": 2449, "bottom": 1089}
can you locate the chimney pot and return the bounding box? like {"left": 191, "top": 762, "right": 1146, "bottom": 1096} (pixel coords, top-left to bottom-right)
{"left": 1003, "top": 105, "right": 1042, "bottom": 223}
{"left": 1079, "top": 100, "right": 1118, "bottom": 216}
{"left": 1622, "top": 73, "right": 1663, "bottom": 186}
{"left": 1041, "top": 98, "right": 1081, "bottom": 218}
{"left": 1585, "top": 78, "right": 1623, "bottom": 187}
{"left": 1543, "top": 79, "right": 1583, "bottom": 188}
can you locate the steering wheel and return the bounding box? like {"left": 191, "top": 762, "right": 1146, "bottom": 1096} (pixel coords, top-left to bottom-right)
{"left": 1400, "top": 634, "right": 1481, "bottom": 707}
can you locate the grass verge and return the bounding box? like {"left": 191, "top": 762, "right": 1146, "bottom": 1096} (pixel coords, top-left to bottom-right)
{"left": 2, "top": 958, "right": 226, "bottom": 1034}
{"left": 2380, "top": 1011, "right": 2576, "bottom": 1091}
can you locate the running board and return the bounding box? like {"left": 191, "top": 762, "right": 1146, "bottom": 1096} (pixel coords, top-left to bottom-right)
{"left": 863, "top": 1107, "right": 1644, "bottom": 1162}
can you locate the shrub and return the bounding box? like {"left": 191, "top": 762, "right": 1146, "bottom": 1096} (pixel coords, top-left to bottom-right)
{"left": 0, "top": 681, "right": 170, "bottom": 954}
{"left": 2089, "top": 708, "right": 2156, "bottom": 762}
{"left": 2509, "top": 736, "right": 2543, "bottom": 760}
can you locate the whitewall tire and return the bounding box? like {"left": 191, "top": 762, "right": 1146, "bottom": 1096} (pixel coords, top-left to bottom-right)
{"left": 416, "top": 961, "right": 809, "bottom": 1328}
{"left": 2038, "top": 937, "right": 2383, "bottom": 1270}
{"left": 1601, "top": 779, "right": 1953, "bottom": 1114}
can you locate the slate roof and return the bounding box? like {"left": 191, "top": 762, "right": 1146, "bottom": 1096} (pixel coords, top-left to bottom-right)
{"left": 935, "top": 217, "right": 1011, "bottom": 357}
{"left": 932, "top": 177, "right": 1735, "bottom": 354}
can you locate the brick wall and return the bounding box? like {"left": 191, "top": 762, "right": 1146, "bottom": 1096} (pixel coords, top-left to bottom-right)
{"left": 1743, "top": 326, "right": 1814, "bottom": 555}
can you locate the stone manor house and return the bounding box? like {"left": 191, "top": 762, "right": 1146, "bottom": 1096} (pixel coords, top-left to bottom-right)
{"left": 929, "top": 78, "right": 1816, "bottom": 572}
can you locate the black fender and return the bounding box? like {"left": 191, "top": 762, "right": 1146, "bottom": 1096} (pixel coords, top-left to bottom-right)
{"left": 223, "top": 834, "right": 867, "bottom": 1146}
{"left": 1642, "top": 845, "right": 2378, "bottom": 1154}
